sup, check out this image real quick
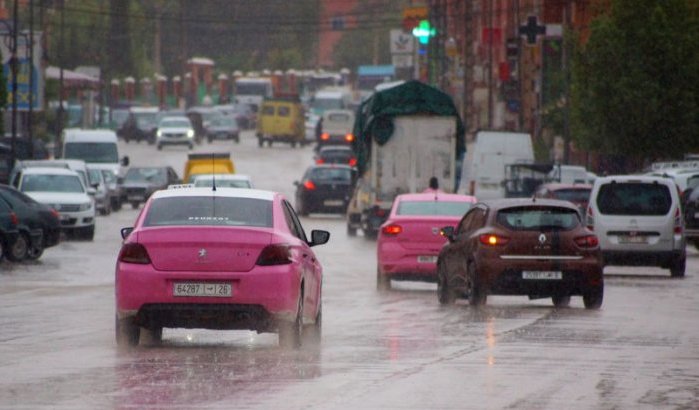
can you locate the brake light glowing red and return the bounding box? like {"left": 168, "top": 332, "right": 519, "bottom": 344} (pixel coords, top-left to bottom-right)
{"left": 315, "top": 158, "right": 325, "bottom": 164}
{"left": 303, "top": 180, "right": 316, "bottom": 190}
{"left": 256, "top": 244, "right": 292, "bottom": 266}
{"left": 674, "top": 207, "right": 682, "bottom": 234}
{"left": 345, "top": 133, "right": 355, "bottom": 142}
{"left": 574, "top": 235, "right": 599, "bottom": 248}
{"left": 119, "top": 243, "right": 151, "bottom": 264}
{"left": 382, "top": 224, "right": 402, "bottom": 235}
{"left": 349, "top": 157, "right": 357, "bottom": 166}
{"left": 479, "top": 234, "right": 510, "bottom": 246}
{"left": 320, "top": 133, "right": 330, "bottom": 141}
{"left": 49, "top": 208, "right": 60, "bottom": 219}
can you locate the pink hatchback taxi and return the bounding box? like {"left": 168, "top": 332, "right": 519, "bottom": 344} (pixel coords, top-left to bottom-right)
{"left": 377, "top": 192, "right": 477, "bottom": 290}
{"left": 115, "top": 186, "right": 330, "bottom": 348}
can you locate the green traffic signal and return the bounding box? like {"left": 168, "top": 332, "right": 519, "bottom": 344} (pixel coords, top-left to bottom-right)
{"left": 411, "top": 20, "right": 436, "bottom": 45}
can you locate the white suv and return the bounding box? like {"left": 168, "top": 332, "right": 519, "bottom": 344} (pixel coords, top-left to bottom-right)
{"left": 17, "top": 167, "right": 96, "bottom": 240}
{"left": 586, "top": 175, "right": 685, "bottom": 277}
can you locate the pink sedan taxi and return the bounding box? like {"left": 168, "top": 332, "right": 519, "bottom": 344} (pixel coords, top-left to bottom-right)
{"left": 115, "top": 186, "right": 330, "bottom": 348}
{"left": 377, "top": 192, "right": 477, "bottom": 290}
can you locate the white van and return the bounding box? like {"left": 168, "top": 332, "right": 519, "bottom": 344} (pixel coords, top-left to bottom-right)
{"left": 62, "top": 129, "right": 129, "bottom": 209}
{"left": 460, "top": 130, "right": 534, "bottom": 199}
{"left": 586, "top": 175, "right": 685, "bottom": 277}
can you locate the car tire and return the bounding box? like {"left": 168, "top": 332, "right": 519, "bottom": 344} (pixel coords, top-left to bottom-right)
{"left": 267, "top": 140, "right": 273, "bottom": 147}
{"left": 115, "top": 316, "right": 139, "bottom": 347}
{"left": 376, "top": 267, "right": 391, "bottom": 291}
{"left": 552, "top": 295, "right": 571, "bottom": 308}
{"left": 235, "top": 135, "right": 240, "bottom": 144}
{"left": 258, "top": 138, "right": 263, "bottom": 148}
{"left": 26, "top": 235, "right": 44, "bottom": 261}
{"left": 141, "top": 327, "right": 163, "bottom": 346}
{"left": 6, "top": 232, "right": 29, "bottom": 262}
{"left": 437, "top": 262, "right": 456, "bottom": 305}
{"left": 468, "top": 262, "right": 487, "bottom": 306}
{"left": 81, "top": 225, "right": 95, "bottom": 241}
{"left": 302, "top": 304, "right": 322, "bottom": 347}
{"left": 131, "top": 201, "right": 140, "bottom": 210}
{"left": 670, "top": 254, "right": 686, "bottom": 277}
{"left": 583, "top": 284, "right": 604, "bottom": 309}
{"left": 188, "top": 143, "right": 194, "bottom": 150}
{"left": 157, "top": 144, "right": 162, "bottom": 151}
{"left": 347, "top": 224, "right": 357, "bottom": 236}
{"left": 291, "top": 141, "right": 297, "bottom": 148}
{"left": 0, "top": 236, "right": 5, "bottom": 262}
{"left": 364, "top": 228, "right": 378, "bottom": 240}
{"left": 278, "top": 296, "right": 303, "bottom": 349}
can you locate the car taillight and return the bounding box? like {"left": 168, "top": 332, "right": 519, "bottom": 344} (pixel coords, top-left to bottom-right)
{"left": 674, "top": 207, "right": 682, "bottom": 234}
{"left": 256, "top": 244, "right": 292, "bottom": 266}
{"left": 9, "top": 212, "right": 18, "bottom": 226}
{"left": 479, "top": 234, "right": 510, "bottom": 246}
{"left": 50, "top": 208, "right": 60, "bottom": 219}
{"left": 586, "top": 207, "right": 594, "bottom": 230}
{"left": 118, "top": 243, "right": 151, "bottom": 264}
{"left": 345, "top": 133, "right": 355, "bottom": 142}
{"left": 304, "top": 180, "right": 316, "bottom": 190}
{"left": 320, "top": 133, "right": 330, "bottom": 141}
{"left": 382, "top": 224, "right": 402, "bottom": 235}
{"left": 348, "top": 157, "right": 357, "bottom": 166}
{"left": 315, "top": 158, "right": 325, "bottom": 164}
{"left": 574, "top": 235, "right": 599, "bottom": 248}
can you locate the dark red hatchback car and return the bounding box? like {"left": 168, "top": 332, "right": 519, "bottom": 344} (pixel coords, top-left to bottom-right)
{"left": 437, "top": 198, "right": 603, "bottom": 309}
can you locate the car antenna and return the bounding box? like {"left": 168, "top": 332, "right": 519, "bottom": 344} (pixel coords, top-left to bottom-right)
{"left": 211, "top": 153, "right": 217, "bottom": 192}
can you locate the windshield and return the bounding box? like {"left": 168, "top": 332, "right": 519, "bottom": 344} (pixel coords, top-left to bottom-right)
{"left": 551, "top": 188, "right": 591, "bottom": 203}
{"left": 134, "top": 112, "right": 158, "bottom": 129}
{"left": 497, "top": 206, "right": 580, "bottom": 231}
{"left": 311, "top": 97, "right": 344, "bottom": 111}
{"left": 194, "top": 178, "right": 251, "bottom": 188}
{"left": 397, "top": 201, "right": 472, "bottom": 216}
{"left": 87, "top": 168, "right": 102, "bottom": 185}
{"left": 144, "top": 196, "right": 272, "bottom": 227}
{"left": 308, "top": 167, "right": 351, "bottom": 181}
{"left": 235, "top": 82, "right": 271, "bottom": 96}
{"left": 125, "top": 168, "right": 167, "bottom": 184}
{"left": 159, "top": 118, "right": 191, "bottom": 128}
{"left": 64, "top": 142, "right": 118, "bottom": 164}
{"left": 22, "top": 174, "right": 85, "bottom": 193}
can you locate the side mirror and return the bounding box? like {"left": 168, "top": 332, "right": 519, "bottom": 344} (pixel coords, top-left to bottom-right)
{"left": 309, "top": 229, "right": 330, "bottom": 247}
{"left": 87, "top": 187, "right": 97, "bottom": 196}
{"left": 440, "top": 226, "right": 456, "bottom": 243}
{"left": 293, "top": 180, "right": 300, "bottom": 186}
{"left": 120, "top": 227, "right": 134, "bottom": 239}
{"left": 121, "top": 156, "right": 130, "bottom": 166}
{"left": 117, "top": 176, "right": 124, "bottom": 185}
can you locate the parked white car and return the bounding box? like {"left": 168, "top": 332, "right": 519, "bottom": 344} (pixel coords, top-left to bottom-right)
{"left": 16, "top": 167, "right": 96, "bottom": 240}
{"left": 155, "top": 116, "right": 195, "bottom": 150}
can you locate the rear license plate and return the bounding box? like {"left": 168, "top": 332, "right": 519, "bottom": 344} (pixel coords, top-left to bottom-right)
{"left": 128, "top": 195, "right": 144, "bottom": 201}
{"left": 522, "top": 271, "right": 562, "bottom": 280}
{"left": 619, "top": 235, "right": 647, "bottom": 244}
{"left": 417, "top": 255, "right": 438, "bottom": 263}
{"left": 173, "top": 282, "right": 232, "bottom": 297}
{"left": 323, "top": 199, "right": 344, "bottom": 206}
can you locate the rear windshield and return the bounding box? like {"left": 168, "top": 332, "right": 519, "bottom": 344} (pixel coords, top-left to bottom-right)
{"left": 397, "top": 201, "right": 472, "bottom": 216}
{"left": 596, "top": 182, "right": 671, "bottom": 216}
{"left": 144, "top": 196, "right": 272, "bottom": 227}
{"left": 308, "top": 167, "right": 351, "bottom": 182}
{"left": 327, "top": 113, "right": 350, "bottom": 122}
{"left": 551, "top": 188, "right": 591, "bottom": 203}
{"left": 64, "top": 142, "right": 118, "bottom": 164}
{"left": 497, "top": 206, "right": 580, "bottom": 231}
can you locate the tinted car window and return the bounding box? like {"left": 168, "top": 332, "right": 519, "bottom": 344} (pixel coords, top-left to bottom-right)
{"left": 397, "top": 201, "right": 472, "bottom": 216}
{"left": 144, "top": 196, "right": 273, "bottom": 227}
{"left": 596, "top": 182, "right": 671, "bottom": 216}
{"left": 308, "top": 167, "right": 351, "bottom": 181}
{"left": 551, "top": 188, "right": 591, "bottom": 203}
{"left": 497, "top": 206, "right": 580, "bottom": 231}
{"left": 125, "top": 168, "right": 167, "bottom": 184}
{"left": 328, "top": 113, "right": 350, "bottom": 122}
{"left": 262, "top": 105, "right": 275, "bottom": 115}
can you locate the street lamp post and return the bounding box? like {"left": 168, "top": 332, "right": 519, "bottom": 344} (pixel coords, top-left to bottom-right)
{"left": 0, "top": 0, "right": 22, "bottom": 166}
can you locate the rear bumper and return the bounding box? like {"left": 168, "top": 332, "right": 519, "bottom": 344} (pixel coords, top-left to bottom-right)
{"left": 115, "top": 262, "right": 302, "bottom": 330}
{"left": 602, "top": 250, "right": 684, "bottom": 267}
{"left": 378, "top": 242, "right": 441, "bottom": 280}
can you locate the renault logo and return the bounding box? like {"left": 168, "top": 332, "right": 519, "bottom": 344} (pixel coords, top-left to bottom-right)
{"left": 198, "top": 248, "right": 207, "bottom": 258}
{"left": 538, "top": 233, "right": 547, "bottom": 244}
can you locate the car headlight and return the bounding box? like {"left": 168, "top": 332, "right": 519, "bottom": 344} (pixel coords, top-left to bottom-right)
{"left": 187, "top": 129, "right": 195, "bottom": 138}
{"left": 79, "top": 202, "right": 92, "bottom": 211}
{"left": 157, "top": 130, "right": 163, "bottom": 137}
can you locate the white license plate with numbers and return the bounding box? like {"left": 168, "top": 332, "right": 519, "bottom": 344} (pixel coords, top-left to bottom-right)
{"left": 417, "top": 255, "right": 438, "bottom": 263}
{"left": 173, "top": 283, "right": 232, "bottom": 297}
{"left": 522, "top": 271, "right": 562, "bottom": 280}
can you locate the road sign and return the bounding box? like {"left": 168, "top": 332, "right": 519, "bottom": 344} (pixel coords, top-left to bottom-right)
{"left": 391, "top": 54, "right": 413, "bottom": 68}
{"left": 519, "top": 16, "right": 546, "bottom": 45}
{"left": 390, "top": 29, "right": 414, "bottom": 54}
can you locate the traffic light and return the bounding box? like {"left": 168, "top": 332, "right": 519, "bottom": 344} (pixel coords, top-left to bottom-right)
{"left": 412, "top": 20, "right": 436, "bottom": 45}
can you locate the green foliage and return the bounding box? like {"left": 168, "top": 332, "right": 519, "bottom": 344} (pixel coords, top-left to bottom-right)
{"left": 571, "top": 0, "right": 699, "bottom": 160}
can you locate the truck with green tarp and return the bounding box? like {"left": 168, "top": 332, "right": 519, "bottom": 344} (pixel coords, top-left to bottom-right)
{"left": 346, "top": 80, "right": 466, "bottom": 238}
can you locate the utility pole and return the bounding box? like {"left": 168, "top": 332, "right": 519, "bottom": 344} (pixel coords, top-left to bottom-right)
{"left": 28, "top": 0, "right": 34, "bottom": 155}
{"left": 10, "top": 0, "right": 18, "bottom": 164}
{"left": 487, "top": 0, "right": 493, "bottom": 128}
{"left": 562, "top": 0, "right": 572, "bottom": 164}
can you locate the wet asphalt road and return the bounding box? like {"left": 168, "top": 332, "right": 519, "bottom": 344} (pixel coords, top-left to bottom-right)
{"left": 0, "top": 131, "right": 697, "bottom": 409}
